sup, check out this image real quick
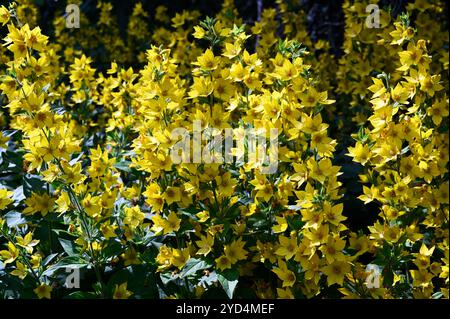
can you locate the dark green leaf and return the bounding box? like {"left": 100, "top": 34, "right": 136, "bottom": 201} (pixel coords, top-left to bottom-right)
{"left": 41, "top": 256, "right": 89, "bottom": 277}
{"left": 4, "top": 211, "right": 26, "bottom": 227}
{"left": 58, "top": 238, "right": 77, "bottom": 256}
{"left": 217, "top": 269, "right": 239, "bottom": 299}
{"left": 179, "top": 258, "right": 212, "bottom": 278}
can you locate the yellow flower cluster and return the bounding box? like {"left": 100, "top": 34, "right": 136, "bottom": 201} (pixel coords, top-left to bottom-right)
{"left": 0, "top": 0, "right": 447, "bottom": 299}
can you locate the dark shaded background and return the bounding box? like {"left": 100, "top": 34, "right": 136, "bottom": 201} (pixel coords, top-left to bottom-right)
{"left": 26, "top": 0, "right": 418, "bottom": 58}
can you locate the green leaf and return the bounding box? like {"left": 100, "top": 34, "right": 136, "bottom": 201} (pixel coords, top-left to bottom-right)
{"left": 179, "top": 258, "right": 212, "bottom": 278}
{"left": 58, "top": 238, "right": 77, "bottom": 256}
{"left": 107, "top": 265, "right": 158, "bottom": 298}
{"left": 199, "top": 271, "right": 218, "bottom": 287}
{"left": 41, "top": 256, "right": 88, "bottom": 277}
{"left": 160, "top": 272, "right": 180, "bottom": 285}
{"left": 100, "top": 240, "right": 123, "bottom": 260}
{"left": 12, "top": 186, "right": 25, "bottom": 203}
{"left": 432, "top": 291, "right": 444, "bottom": 299}
{"left": 4, "top": 211, "right": 26, "bottom": 227}
{"left": 217, "top": 269, "right": 239, "bottom": 299}
{"left": 64, "top": 291, "right": 97, "bottom": 299}
{"left": 23, "top": 174, "right": 46, "bottom": 197}
{"left": 42, "top": 253, "right": 58, "bottom": 266}
{"left": 41, "top": 83, "right": 51, "bottom": 92}
{"left": 114, "top": 161, "right": 132, "bottom": 173}
{"left": 382, "top": 267, "right": 394, "bottom": 286}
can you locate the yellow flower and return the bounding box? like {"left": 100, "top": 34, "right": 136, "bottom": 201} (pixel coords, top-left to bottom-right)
{"left": 410, "top": 270, "right": 434, "bottom": 288}
{"left": 223, "top": 240, "right": 245, "bottom": 264}
{"left": 272, "top": 260, "right": 296, "bottom": 287}
{"left": 162, "top": 187, "right": 181, "bottom": 206}
{"left": 348, "top": 234, "right": 369, "bottom": 256}
{"left": 321, "top": 261, "right": 351, "bottom": 286}
{"left": 196, "top": 210, "right": 210, "bottom": 223}
{"left": 319, "top": 235, "right": 346, "bottom": 263}
{"left": 347, "top": 142, "right": 371, "bottom": 165}
{"left": 23, "top": 24, "right": 48, "bottom": 52}
{"left": 113, "top": 282, "right": 133, "bottom": 299}
{"left": 272, "top": 216, "right": 288, "bottom": 234}
{"left": 222, "top": 42, "right": 241, "bottom": 59}
{"left": 215, "top": 172, "right": 236, "bottom": 197}
{"left": 123, "top": 206, "right": 145, "bottom": 229}
{"left": 213, "top": 78, "right": 234, "bottom": 101}
{"left": 195, "top": 233, "right": 214, "bottom": 256}
{"left": 0, "top": 6, "right": 10, "bottom": 25}
{"left": 121, "top": 247, "right": 141, "bottom": 266}
{"left": 193, "top": 25, "right": 206, "bottom": 39}
{"left": 100, "top": 222, "right": 118, "bottom": 239}
{"left": 0, "top": 133, "right": 8, "bottom": 149}
{"left": 55, "top": 191, "right": 71, "bottom": 213}
{"left": 255, "top": 184, "right": 273, "bottom": 202}
{"left": 390, "top": 22, "right": 415, "bottom": 45}
{"left": 276, "top": 287, "right": 294, "bottom": 299}
{"left": 81, "top": 194, "right": 101, "bottom": 218}
{"left": 23, "top": 192, "right": 55, "bottom": 216}
{"left": 299, "top": 87, "right": 335, "bottom": 107}
{"left": 163, "top": 211, "right": 181, "bottom": 234}
{"left": 275, "top": 235, "right": 298, "bottom": 260}
{"left": 34, "top": 283, "right": 52, "bottom": 299}
{"left": 156, "top": 245, "right": 173, "bottom": 269}
{"left": 228, "top": 62, "right": 249, "bottom": 82}
{"left": 171, "top": 248, "right": 190, "bottom": 269}
{"left": 427, "top": 98, "right": 448, "bottom": 125}
{"left": 193, "top": 49, "right": 220, "bottom": 71}
{"left": 0, "top": 242, "right": 19, "bottom": 265}
{"left": 215, "top": 255, "right": 232, "bottom": 271}
{"left": 273, "top": 59, "right": 298, "bottom": 81}
{"left": 143, "top": 184, "right": 164, "bottom": 213}
{"left": 16, "top": 232, "right": 39, "bottom": 254}
{"left": 188, "top": 77, "right": 214, "bottom": 98}
{"left": 0, "top": 188, "right": 13, "bottom": 210}
{"left": 304, "top": 224, "right": 329, "bottom": 247}
{"left": 11, "top": 261, "right": 28, "bottom": 280}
